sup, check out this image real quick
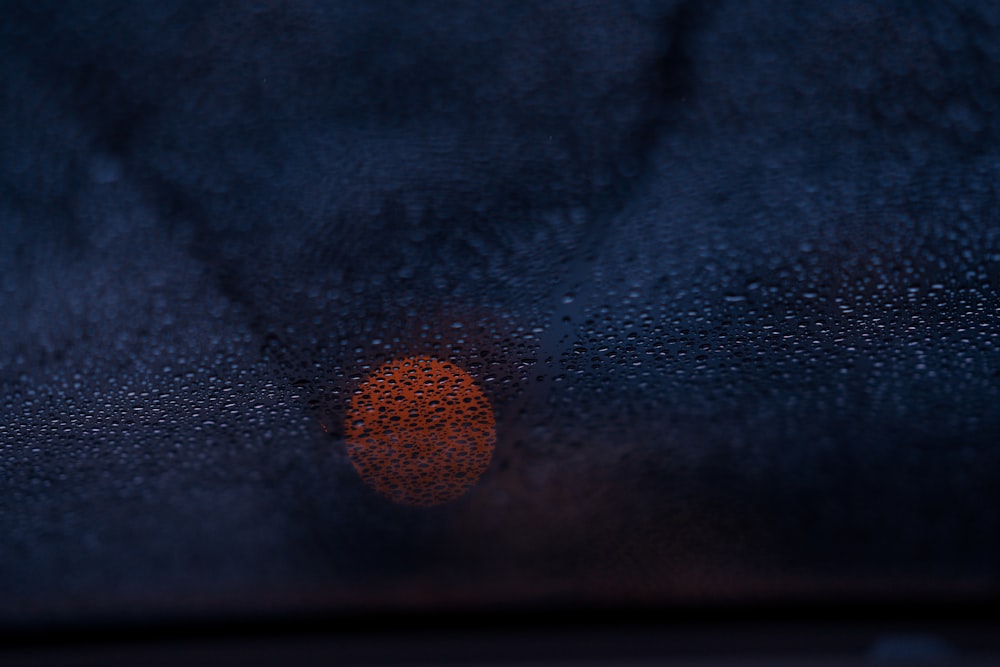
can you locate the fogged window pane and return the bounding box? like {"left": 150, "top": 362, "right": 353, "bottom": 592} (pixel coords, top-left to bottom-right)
{"left": 1, "top": 1, "right": 998, "bottom": 617}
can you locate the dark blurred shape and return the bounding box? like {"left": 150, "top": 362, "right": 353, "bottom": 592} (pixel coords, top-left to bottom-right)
{"left": 869, "top": 633, "right": 955, "bottom": 664}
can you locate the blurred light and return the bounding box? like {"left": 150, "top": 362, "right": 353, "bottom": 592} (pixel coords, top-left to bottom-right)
{"left": 345, "top": 356, "right": 496, "bottom": 506}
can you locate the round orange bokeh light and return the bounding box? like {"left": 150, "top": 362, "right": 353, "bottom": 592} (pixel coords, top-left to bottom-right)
{"left": 345, "top": 356, "right": 496, "bottom": 506}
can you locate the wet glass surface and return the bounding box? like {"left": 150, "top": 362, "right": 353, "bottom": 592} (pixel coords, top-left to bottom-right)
{"left": 1, "top": 1, "right": 999, "bottom": 620}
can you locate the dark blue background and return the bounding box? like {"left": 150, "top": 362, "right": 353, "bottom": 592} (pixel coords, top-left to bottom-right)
{"left": 1, "top": 0, "right": 999, "bottom": 617}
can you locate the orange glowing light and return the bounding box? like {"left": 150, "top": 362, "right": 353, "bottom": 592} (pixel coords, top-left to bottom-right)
{"left": 345, "top": 356, "right": 496, "bottom": 506}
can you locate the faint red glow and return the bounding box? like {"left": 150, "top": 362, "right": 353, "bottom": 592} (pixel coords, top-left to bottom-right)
{"left": 345, "top": 356, "right": 496, "bottom": 506}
